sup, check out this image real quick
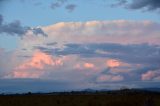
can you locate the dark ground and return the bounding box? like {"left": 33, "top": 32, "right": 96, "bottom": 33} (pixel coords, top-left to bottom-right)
{"left": 0, "top": 90, "right": 160, "bottom": 106}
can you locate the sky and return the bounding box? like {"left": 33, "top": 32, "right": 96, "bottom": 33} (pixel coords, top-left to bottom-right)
{"left": 0, "top": 0, "right": 160, "bottom": 93}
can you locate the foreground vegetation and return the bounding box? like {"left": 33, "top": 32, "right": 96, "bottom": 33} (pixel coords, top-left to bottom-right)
{"left": 0, "top": 90, "right": 160, "bottom": 106}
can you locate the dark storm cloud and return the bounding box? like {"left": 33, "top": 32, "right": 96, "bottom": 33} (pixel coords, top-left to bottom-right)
{"left": 113, "top": 0, "right": 160, "bottom": 12}
{"left": 0, "top": 15, "right": 47, "bottom": 37}
{"left": 65, "top": 4, "right": 76, "bottom": 12}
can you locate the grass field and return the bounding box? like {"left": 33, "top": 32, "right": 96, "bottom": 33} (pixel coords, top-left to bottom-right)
{"left": 0, "top": 91, "right": 160, "bottom": 106}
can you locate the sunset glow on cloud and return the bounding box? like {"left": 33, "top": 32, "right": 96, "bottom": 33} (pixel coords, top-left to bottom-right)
{"left": 84, "top": 63, "right": 95, "bottom": 69}
{"left": 141, "top": 70, "right": 160, "bottom": 81}
{"left": 17, "top": 51, "right": 56, "bottom": 70}
{"left": 8, "top": 51, "right": 63, "bottom": 78}
{"left": 106, "top": 59, "right": 121, "bottom": 68}
{"left": 0, "top": 0, "right": 160, "bottom": 92}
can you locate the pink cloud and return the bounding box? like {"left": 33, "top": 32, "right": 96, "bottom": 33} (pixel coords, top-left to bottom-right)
{"left": 106, "top": 59, "right": 131, "bottom": 69}
{"left": 11, "top": 51, "right": 63, "bottom": 78}
{"left": 16, "top": 51, "right": 63, "bottom": 70}
{"left": 84, "top": 63, "right": 94, "bottom": 69}
{"left": 141, "top": 70, "right": 160, "bottom": 81}
{"left": 106, "top": 59, "right": 121, "bottom": 68}
{"left": 74, "top": 62, "right": 96, "bottom": 69}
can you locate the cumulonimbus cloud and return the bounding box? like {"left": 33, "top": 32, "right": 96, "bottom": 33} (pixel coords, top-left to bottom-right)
{"left": 1, "top": 20, "right": 160, "bottom": 84}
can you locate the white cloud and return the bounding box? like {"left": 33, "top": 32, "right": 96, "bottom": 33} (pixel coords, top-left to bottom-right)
{"left": 42, "top": 20, "right": 160, "bottom": 44}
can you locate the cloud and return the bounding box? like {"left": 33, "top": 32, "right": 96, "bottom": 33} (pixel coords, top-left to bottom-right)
{"left": 43, "top": 20, "right": 160, "bottom": 45}
{"left": 74, "top": 63, "right": 94, "bottom": 69}
{"left": 32, "top": 27, "right": 48, "bottom": 37}
{"left": 0, "top": 48, "right": 18, "bottom": 78}
{"left": 109, "top": 68, "right": 130, "bottom": 74}
{"left": 16, "top": 51, "right": 61, "bottom": 70}
{"left": 12, "top": 70, "right": 43, "bottom": 79}
{"left": 106, "top": 59, "right": 121, "bottom": 68}
{"left": 50, "top": 0, "right": 76, "bottom": 12}
{"left": 113, "top": 0, "right": 160, "bottom": 12}
{"left": 141, "top": 70, "right": 160, "bottom": 81}
{"left": 0, "top": 14, "right": 47, "bottom": 37}
{"left": 41, "top": 43, "right": 160, "bottom": 67}
{"left": 1, "top": 19, "right": 160, "bottom": 89}
{"left": 84, "top": 63, "right": 95, "bottom": 69}
{"left": 51, "top": 2, "right": 62, "bottom": 9}
{"left": 6, "top": 51, "right": 63, "bottom": 78}
{"left": 46, "top": 42, "right": 57, "bottom": 46}
{"left": 97, "top": 74, "right": 124, "bottom": 82}
{"left": 65, "top": 4, "right": 76, "bottom": 12}
{"left": 111, "top": 0, "right": 127, "bottom": 7}
{"left": 35, "top": 42, "right": 160, "bottom": 83}
{"left": 29, "top": 19, "right": 160, "bottom": 84}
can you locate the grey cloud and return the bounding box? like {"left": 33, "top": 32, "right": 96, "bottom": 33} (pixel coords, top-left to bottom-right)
{"left": 113, "top": 0, "right": 160, "bottom": 12}
{"left": 128, "top": 0, "right": 160, "bottom": 11}
{"left": 50, "top": 0, "right": 67, "bottom": 9}
{"left": 0, "top": 20, "right": 29, "bottom": 36}
{"left": 65, "top": 4, "right": 76, "bottom": 12}
{"left": 87, "top": 43, "right": 160, "bottom": 65}
{"left": 46, "top": 42, "right": 57, "bottom": 46}
{"left": 51, "top": 2, "right": 61, "bottom": 9}
{"left": 32, "top": 27, "right": 47, "bottom": 37}
{"left": 50, "top": 0, "right": 76, "bottom": 12}
{"left": 58, "top": 0, "right": 68, "bottom": 4}
{"left": 0, "top": 15, "right": 47, "bottom": 37}
{"left": 111, "top": 0, "right": 127, "bottom": 7}
{"left": 35, "top": 43, "right": 160, "bottom": 67}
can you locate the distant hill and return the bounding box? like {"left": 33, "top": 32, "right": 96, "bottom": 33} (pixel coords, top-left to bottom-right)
{"left": 142, "top": 88, "right": 160, "bottom": 92}
{"left": 1, "top": 88, "right": 160, "bottom": 95}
